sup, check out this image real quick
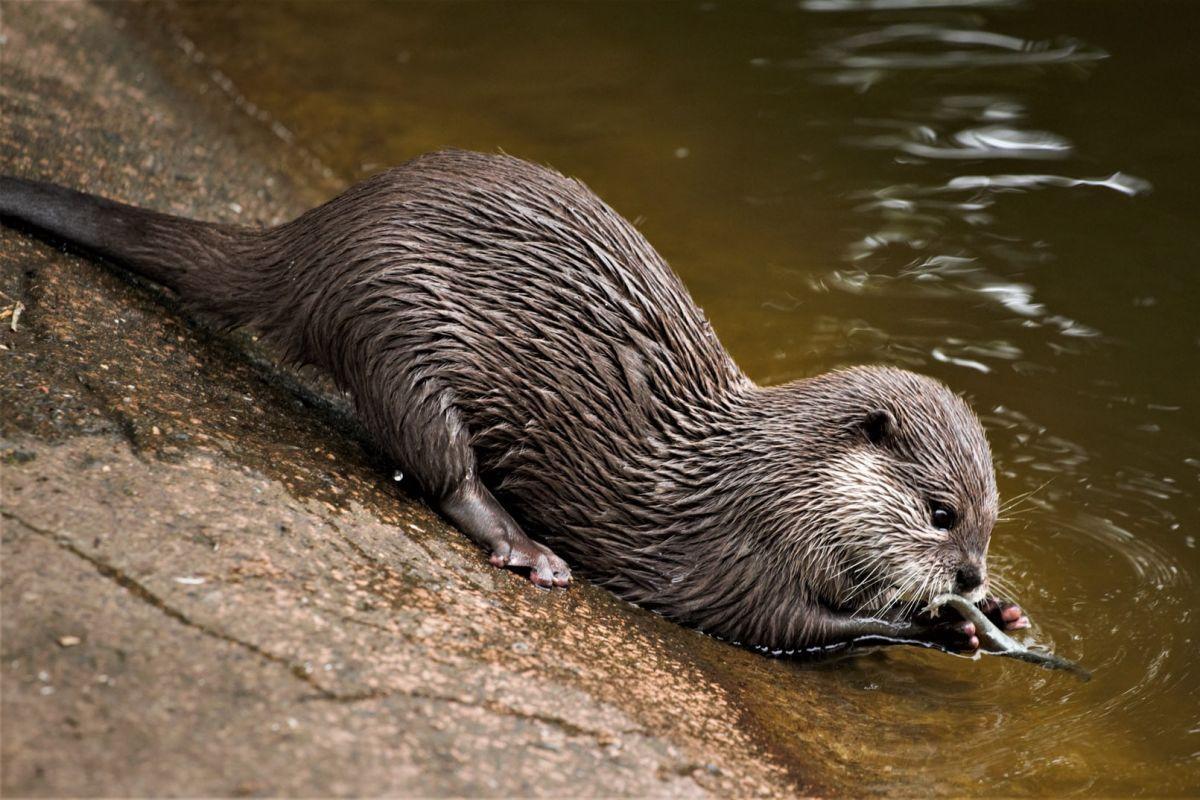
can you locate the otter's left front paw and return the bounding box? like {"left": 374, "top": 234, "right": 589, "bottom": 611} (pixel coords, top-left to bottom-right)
{"left": 979, "top": 597, "right": 1030, "bottom": 631}
{"left": 926, "top": 618, "right": 981, "bottom": 652}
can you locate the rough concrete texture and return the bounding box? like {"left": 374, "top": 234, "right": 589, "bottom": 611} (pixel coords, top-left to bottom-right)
{"left": 0, "top": 3, "right": 802, "bottom": 796}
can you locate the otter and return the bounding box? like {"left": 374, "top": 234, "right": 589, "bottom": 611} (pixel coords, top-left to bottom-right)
{"left": 0, "top": 149, "right": 1028, "bottom": 652}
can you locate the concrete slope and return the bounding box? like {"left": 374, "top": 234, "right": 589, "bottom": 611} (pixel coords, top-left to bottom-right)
{"left": 0, "top": 3, "right": 801, "bottom": 796}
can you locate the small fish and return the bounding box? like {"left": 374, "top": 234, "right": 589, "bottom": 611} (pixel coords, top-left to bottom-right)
{"left": 927, "top": 593, "right": 1092, "bottom": 681}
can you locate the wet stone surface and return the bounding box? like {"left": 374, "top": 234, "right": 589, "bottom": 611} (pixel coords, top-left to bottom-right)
{"left": 0, "top": 3, "right": 798, "bottom": 796}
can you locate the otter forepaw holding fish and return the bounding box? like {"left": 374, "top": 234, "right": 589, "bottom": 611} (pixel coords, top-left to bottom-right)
{"left": 921, "top": 615, "right": 984, "bottom": 652}
{"left": 979, "top": 597, "right": 1030, "bottom": 632}
{"left": 917, "top": 597, "right": 1029, "bottom": 651}
{"left": 923, "top": 593, "right": 1090, "bottom": 678}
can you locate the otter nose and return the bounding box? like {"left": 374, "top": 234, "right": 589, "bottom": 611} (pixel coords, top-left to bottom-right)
{"left": 955, "top": 565, "right": 983, "bottom": 594}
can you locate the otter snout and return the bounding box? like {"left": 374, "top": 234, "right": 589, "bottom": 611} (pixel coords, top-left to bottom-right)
{"left": 955, "top": 564, "right": 982, "bottom": 592}
{"left": 954, "top": 563, "right": 987, "bottom": 602}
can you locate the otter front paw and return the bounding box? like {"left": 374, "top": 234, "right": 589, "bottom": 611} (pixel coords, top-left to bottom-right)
{"left": 923, "top": 617, "right": 982, "bottom": 652}
{"left": 921, "top": 597, "right": 1029, "bottom": 651}
{"left": 979, "top": 596, "right": 1030, "bottom": 631}
{"left": 490, "top": 536, "right": 572, "bottom": 589}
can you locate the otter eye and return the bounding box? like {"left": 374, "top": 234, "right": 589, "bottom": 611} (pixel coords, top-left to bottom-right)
{"left": 930, "top": 502, "right": 957, "bottom": 531}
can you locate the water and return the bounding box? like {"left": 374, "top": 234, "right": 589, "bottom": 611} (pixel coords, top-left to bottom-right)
{"left": 146, "top": 1, "right": 1198, "bottom": 794}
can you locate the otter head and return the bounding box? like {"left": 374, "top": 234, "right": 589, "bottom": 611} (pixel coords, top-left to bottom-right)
{"left": 797, "top": 366, "right": 998, "bottom": 617}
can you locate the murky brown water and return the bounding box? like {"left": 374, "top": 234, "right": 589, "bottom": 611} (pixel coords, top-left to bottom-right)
{"left": 149, "top": 0, "right": 1197, "bottom": 794}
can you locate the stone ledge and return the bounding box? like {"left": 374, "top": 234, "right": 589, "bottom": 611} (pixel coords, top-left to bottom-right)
{"left": 0, "top": 2, "right": 800, "bottom": 796}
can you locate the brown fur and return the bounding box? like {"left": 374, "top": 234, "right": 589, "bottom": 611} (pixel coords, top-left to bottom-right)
{"left": 0, "top": 150, "right": 1000, "bottom": 651}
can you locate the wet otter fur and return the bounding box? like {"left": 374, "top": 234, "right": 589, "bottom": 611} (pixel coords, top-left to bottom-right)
{"left": 0, "top": 149, "right": 1028, "bottom": 652}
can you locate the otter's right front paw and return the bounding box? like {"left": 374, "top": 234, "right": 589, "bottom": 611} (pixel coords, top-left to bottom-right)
{"left": 491, "top": 537, "right": 572, "bottom": 589}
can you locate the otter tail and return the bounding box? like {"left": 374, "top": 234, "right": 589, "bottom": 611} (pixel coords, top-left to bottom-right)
{"left": 0, "top": 175, "right": 245, "bottom": 297}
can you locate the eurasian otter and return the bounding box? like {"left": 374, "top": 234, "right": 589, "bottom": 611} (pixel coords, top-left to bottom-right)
{"left": 0, "top": 149, "right": 1028, "bottom": 652}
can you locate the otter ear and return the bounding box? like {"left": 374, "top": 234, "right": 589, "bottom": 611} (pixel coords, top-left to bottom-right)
{"left": 861, "top": 409, "right": 896, "bottom": 446}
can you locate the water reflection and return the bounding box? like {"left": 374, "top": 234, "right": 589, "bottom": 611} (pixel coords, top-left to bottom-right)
{"left": 868, "top": 124, "right": 1073, "bottom": 160}
{"left": 932, "top": 172, "right": 1150, "bottom": 195}
{"left": 807, "top": 22, "right": 1107, "bottom": 91}
{"left": 794, "top": 8, "right": 1148, "bottom": 356}
{"left": 803, "top": 0, "right": 1018, "bottom": 9}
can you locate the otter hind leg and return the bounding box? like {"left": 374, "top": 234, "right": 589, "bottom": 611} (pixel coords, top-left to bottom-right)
{"left": 441, "top": 477, "right": 572, "bottom": 589}
{"left": 360, "top": 369, "right": 570, "bottom": 589}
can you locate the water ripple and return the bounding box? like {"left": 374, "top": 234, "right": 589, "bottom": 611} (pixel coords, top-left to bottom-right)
{"left": 942, "top": 172, "right": 1152, "bottom": 196}
{"left": 858, "top": 124, "right": 1073, "bottom": 160}
{"left": 804, "top": 23, "right": 1108, "bottom": 90}
{"left": 802, "top": 0, "right": 1020, "bottom": 11}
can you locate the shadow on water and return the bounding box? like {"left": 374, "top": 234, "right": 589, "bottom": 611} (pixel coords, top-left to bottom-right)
{"left": 133, "top": 0, "right": 1198, "bottom": 794}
